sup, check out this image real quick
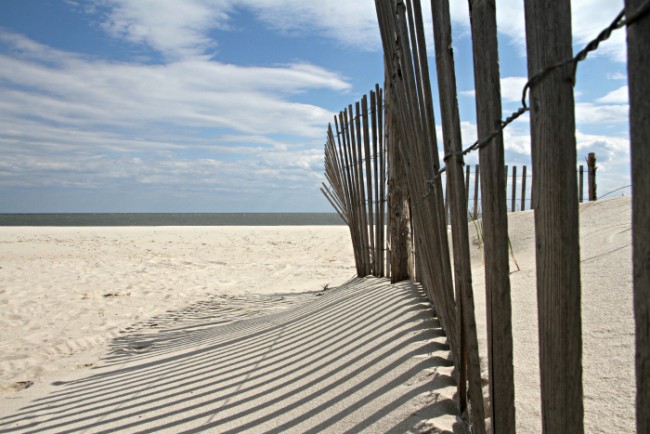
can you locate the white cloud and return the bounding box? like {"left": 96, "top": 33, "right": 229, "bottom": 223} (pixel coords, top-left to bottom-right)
{"left": 0, "top": 32, "right": 349, "bottom": 138}
{"left": 607, "top": 72, "right": 627, "bottom": 80}
{"left": 575, "top": 102, "right": 629, "bottom": 124}
{"left": 89, "top": 0, "right": 382, "bottom": 57}
{"left": 243, "top": 0, "right": 380, "bottom": 51}
{"left": 596, "top": 85, "right": 628, "bottom": 104}
{"left": 576, "top": 130, "right": 629, "bottom": 154}
{"left": 0, "top": 29, "right": 351, "bottom": 205}
{"left": 95, "top": 0, "right": 234, "bottom": 59}
{"left": 501, "top": 77, "right": 528, "bottom": 103}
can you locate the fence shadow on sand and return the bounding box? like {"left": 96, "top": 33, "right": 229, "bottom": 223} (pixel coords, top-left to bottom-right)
{"left": 0, "top": 278, "right": 465, "bottom": 434}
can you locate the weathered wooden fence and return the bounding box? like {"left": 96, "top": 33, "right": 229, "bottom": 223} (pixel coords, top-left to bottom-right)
{"left": 456, "top": 155, "right": 597, "bottom": 219}
{"left": 322, "top": 0, "right": 649, "bottom": 432}
{"left": 321, "top": 86, "right": 387, "bottom": 278}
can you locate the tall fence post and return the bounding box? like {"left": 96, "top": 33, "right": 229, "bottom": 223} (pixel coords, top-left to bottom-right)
{"left": 387, "top": 118, "right": 414, "bottom": 282}
{"left": 524, "top": 0, "right": 584, "bottom": 432}
{"left": 587, "top": 152, "right": 597, "bottom": 201}
{"left": 362, "top": 96, "right": 376, "bottom": 274}
{"left": 431, "top": 0, "right": 486, "bottom": 429}
{"left": 468, "top": 0, "right": 516, "bottom": 431}
{"left": 376, "top": 85, "right": 387, "bottom": 277}
{"left": 625, "top": 0, "right": 650, "bottom": 431}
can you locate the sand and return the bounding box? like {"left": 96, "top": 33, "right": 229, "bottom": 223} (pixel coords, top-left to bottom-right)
{"left": 0, "top": 196, "right": 635, "bottom": 433}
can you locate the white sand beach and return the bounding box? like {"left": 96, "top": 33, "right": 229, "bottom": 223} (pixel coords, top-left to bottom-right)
{"left": 0, "top": 196, "right": 635, "bottom": 433}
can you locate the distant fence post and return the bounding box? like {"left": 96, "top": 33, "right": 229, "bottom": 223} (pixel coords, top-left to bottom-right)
{"left": 322, "top": 86, "right": 388, "bottom": 279}
{"left": 625, "top": 0, "right": 650, "bottom": 431}
{"left": 524, "top": 0, "right": 584, "bottom": 432}
{"left": 473, "top": 165, "right": 480, "bottom": 220}
{"left": 579, "top": 165, "right": 584, "bottom": 203}
{"left": 587, "top": 152, "right": 597, "bottom": 201}
{"left": 521, "top": 165, "right": 528, "bottom": 211}
{"left": 511, "top": 166, "right": 517, "bottom": 212}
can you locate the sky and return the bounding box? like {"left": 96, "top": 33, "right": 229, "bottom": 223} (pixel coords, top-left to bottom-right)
{"left": 0, "top": 0, "right": 632, "bottom": 213}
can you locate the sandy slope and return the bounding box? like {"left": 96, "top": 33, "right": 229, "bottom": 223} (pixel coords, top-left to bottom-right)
{"left": 468, "top": 196, "right": 634, "bottom": 433}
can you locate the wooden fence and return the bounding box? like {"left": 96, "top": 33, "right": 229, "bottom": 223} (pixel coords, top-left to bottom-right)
{"left": 455, "top": 154, "right": 597, "bottom": 220}
{"left": 322, "top": 0, "right": 648, "bottom": 432}
{"left": 321, "top": 86, "right": 387, "bottom": 278}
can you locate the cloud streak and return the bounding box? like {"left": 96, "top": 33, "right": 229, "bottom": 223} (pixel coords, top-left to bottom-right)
{"left": 0, "top": 26, "right": 352, "bottom": 210}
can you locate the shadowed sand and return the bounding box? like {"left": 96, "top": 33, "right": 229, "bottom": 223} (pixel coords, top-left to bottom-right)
{"left": 0, "top": 278, "right": 461, "bottom": 433}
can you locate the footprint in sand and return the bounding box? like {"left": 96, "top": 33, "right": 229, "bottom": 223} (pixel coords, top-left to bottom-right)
{"left": 8, "top": 381, "right": 33, "bottom": 392}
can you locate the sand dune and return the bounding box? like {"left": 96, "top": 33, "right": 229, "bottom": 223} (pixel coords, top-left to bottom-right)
{"left": 0, "top": 196, "right": 635, "bottom": 433}
{"left": 469, "top": 196, "right": 634, "bottom": 433}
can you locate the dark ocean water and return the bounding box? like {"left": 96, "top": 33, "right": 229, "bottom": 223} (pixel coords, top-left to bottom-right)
{"left": 0, "top": 213, "right": 346, "bottom": 227}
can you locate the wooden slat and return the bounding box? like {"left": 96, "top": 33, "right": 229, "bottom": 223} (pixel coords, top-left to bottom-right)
{"left": 340, "top": 110, "right": 365, "bottom": 276}
{"left": 468, "top": 1, "right": 516, "bottom": 432}
{"left": 354, "top": 102, "right": 371, "bottom": 275}
{"left": 524, "top": 0, "right": 584, "bottom": 432}
{"left": 371, "top": 91, "right": 380, "bottom": 276}
{"left": 362, "top": 95, "right": 376, "bottom": 274}
{"left": 378, "top": 85, "right": 386, "bottom": 277}
{"left": 431, "top": 0, "right": 486, "bottom": 429}
{"left": 624, "top": 0, "right": 650, "bottom": 431}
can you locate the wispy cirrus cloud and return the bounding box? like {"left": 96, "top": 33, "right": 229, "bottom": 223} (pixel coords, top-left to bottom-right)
{"left": 0, "top": 26, "right": 351, "bottom": 210}
{"left": 0, "top": 32, "right": 349, "bottom": 137}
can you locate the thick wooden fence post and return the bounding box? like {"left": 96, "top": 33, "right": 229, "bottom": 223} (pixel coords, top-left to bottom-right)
{"left": 468, "top": 1, "right": 516, "bottom": 432}
{"left": 624, "top": 0, "right": 650, "bottom": 431}
{"left": 388, "top": 130, "right": 413, "bottom": 283}
{"left": 524, "top": 0, "right": 584, "bottom": 432}
{"left": 431, "top": 0, "right": 486, "bottom": 429}
{"left": 587, "top": 152, "right": 597, "bottom": 201}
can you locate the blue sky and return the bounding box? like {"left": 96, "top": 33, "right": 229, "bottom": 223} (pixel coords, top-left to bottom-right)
{"left": 0, "top": 0, "right": 631, "bottom": 212}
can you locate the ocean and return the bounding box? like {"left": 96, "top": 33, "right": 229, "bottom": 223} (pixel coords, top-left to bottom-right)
{"left": 0, "top": 213, "right": 346, "bottom": 226}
